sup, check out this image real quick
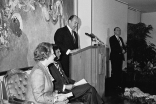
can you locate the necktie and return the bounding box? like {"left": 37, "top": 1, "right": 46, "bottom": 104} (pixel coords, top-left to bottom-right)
{"left": 55, "top": 63, "right": 63, "bottom": 77}
{"left": 118, "top": 37, "right": 122, "bottom": 47}
{"left": 71, "top": 31, "right": 75, "bottom": 43}
{"left": 54, "top": 63, "right": 69, "bottom": 84}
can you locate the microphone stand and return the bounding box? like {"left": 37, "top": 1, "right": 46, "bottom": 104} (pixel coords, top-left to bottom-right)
{"left": 91, "top": 34, "right": 105, "bottom": 46}
{"left": 85, "top": 33, "right": 105, "bottom": 46}
{"left": 91, "top": 37, "right": 95, "bottom": 46}
{"left": 94, "top": 36, "right": 105, "bottom": 46}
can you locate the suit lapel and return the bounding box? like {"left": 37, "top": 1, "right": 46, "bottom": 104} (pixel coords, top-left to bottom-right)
{"left": 38, "top": 63, "right": 53, "bottom": 84}
{"left": 119, "top": 37, "right": 124, "bottom": 47}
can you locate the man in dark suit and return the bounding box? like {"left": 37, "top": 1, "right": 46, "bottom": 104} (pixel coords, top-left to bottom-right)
{"left": 54, "top": 15, "right": 79, "bottom": 77}
{"left": 48, "top": 44, "right": 103, "bottom": 104}
{"left": 109, "top": 27, "right": 126, "bottom": 94}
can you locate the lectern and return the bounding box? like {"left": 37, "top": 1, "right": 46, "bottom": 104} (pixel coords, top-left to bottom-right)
{"left": 69, "top": 45, "right": 106, "bottom": 96}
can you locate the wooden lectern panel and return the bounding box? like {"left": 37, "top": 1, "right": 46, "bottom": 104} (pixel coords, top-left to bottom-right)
{"left": 69, "top": 45, "right": 106, "bottom": 96}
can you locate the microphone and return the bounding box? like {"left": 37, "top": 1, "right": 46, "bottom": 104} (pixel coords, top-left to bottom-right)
{"left": 85, "top": 33, "right": 105, "bottom": 45}
{"left": 85, "top": 33, "right": 95, "bottom": 38}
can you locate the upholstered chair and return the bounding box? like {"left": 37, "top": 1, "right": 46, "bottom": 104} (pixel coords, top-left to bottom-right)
{"left": 3, "top": 68, "right": 34, "bottom": 104}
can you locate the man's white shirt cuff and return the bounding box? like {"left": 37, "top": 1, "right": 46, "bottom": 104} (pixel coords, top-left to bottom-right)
{"left": 66, "top": 49, "right": 71, "bottom": 55}
{"left": 63, "top": 84, "right": 66, "bottom": 92}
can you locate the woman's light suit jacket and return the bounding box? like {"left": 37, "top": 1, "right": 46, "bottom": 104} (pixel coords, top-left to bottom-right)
{"left": 26, "top": 62, "right": 56, "bottom": 104}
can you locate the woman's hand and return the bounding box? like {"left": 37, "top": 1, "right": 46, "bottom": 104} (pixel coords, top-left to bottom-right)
{"left": 56, "top": 94, "right": 68, "bottom": 102}
{"left": 52, "top": 90, "right": 59, "bottom": 97}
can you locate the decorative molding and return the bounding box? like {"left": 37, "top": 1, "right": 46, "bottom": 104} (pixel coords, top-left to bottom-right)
{"left": 128, "top": 6, "right": 141, "bottom": 12}
{"left": 115, "top": 0, "right": 141, "bottom": 12}
{"left": 115, "top": 0, "right": 128, "bottom": 5}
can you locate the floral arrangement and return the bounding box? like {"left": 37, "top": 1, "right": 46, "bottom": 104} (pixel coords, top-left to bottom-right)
{"left": 123, "top": 87, "right": 156, "bottom": 104}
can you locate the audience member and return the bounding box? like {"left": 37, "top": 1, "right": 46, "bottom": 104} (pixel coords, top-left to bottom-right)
{"left": 26, "top": 42, "right": 69, "bottom": 104}
{"left": 48, "top": 44, "right": 104, "bottom": 104}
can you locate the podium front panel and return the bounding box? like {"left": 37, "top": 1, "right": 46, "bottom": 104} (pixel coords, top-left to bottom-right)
{"left": 69, "top": 46, "right": 106, "bottom": 96}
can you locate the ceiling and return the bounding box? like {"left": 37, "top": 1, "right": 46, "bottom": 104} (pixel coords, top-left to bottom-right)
{"left": 120, "top": 0, "right": 156, "bottom": 13}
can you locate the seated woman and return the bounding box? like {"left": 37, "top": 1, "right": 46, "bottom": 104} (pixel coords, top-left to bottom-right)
{"left": 26, "top": 42, "right": 69, "bottom": 104}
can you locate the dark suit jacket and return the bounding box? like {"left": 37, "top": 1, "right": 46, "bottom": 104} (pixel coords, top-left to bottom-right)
{"left": 54, "top": 26, "right": 78, "bottom": 55}
{"left": 48, "top": 62, "right": 75, "bottom": 92}
{"left": 48, "top": 62, "right": 93, "bottom": 99}
{"left": 109, "top": 35, "right": 126, "bottom": 61}
{"left": 54, "top": 26, "right": 79, "bottom": 77}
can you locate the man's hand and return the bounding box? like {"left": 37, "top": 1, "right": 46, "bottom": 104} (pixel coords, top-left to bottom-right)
{"left": 122, "top": 49, "right": 126, "bottom": 54}
{"left": 65, "top": 84, "right": 74, "bottom": 90}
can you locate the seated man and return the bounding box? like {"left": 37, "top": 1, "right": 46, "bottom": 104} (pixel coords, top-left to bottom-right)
{"left": 48, "top": 44, "right": 104, "bottom": 104}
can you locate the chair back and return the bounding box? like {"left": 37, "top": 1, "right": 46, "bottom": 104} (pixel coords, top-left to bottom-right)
{"left": 3, "top": 68, "right": 29, "bottom": 100}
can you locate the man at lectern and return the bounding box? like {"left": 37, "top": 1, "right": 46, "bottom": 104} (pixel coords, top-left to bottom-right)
{"left": 54, "top": 15, "right": 80, "bottom": 77}
{"left": 48, "top": 44, "right": 104, "bottom": 104}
